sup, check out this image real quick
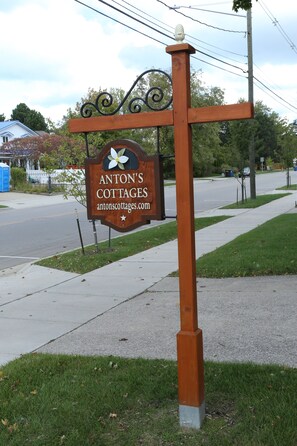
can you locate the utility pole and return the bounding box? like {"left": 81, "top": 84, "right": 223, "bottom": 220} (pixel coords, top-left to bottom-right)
{"left": 247, "top": 8, "right": 256, "bottom": 199}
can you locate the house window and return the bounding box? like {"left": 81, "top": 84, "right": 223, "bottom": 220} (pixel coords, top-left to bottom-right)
{"left": 2, "top": 136, "right": 8, "bottom": 143}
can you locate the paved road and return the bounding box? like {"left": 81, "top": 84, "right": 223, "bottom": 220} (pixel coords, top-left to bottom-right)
{"left": 0, "top": 171, "right": 294, "bottom": 270}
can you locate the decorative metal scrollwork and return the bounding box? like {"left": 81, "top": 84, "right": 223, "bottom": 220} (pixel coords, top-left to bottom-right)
{"left": 80, "top": 69, "right": 172, "bottom": 118}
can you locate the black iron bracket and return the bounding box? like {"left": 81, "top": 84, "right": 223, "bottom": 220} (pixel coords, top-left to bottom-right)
{"left": 80, "top": 69, "right": 173, "bottom": 118}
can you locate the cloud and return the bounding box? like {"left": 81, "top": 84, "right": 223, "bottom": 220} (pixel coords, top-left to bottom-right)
{"left": 0, "top": 0, "right": 296, "bottom": 124}
{"left": 0, "top": 0, "right": 143, "bottom": 121}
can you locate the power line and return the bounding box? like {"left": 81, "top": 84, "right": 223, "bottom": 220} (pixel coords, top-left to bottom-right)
{"left": 74, "top": 0, "right": 168, "bottom": 46}
{"left": 188, "top": 37, "right": 247, "bottom": 64}
{"left": 75, "top": 0, "right": 297, "bottom": 115}
{"left": 114, "top": 0, "right": 247, "bottom": 60}
{"left": 93, "top": 0, "right": 248, "bottom": 74}
{"left": 254, "top": 63, "right": 292, "bottom": 97}
{"left": 99, "top": 0, "right": 247, "bottom": 72}
{"left": 192, "top": 54, "right": 247, "bottom": 78}
{"left": 156, "top": 0, "right": 246, "bottom": 34}
{"left": 195, "top": 47, "right": 247, "bottom": 73}
{"left": 96, "top": 0, "right": 173, "bottom": 41}
{"left": 171, "top": 5, "right": 246, "bottom": 18}
{"left": 113, "top": 0, "right": 236, "bottom": 63}
{"left": 110, "top": 0, "right": 173, "bottom": 35}
{"left": 258, "top": 0, "right": 297, "bottom": 56}
{"left": 254, "top": 82, "right": 297, "bottom": 114}
{"left": 254, "top": 76, "right": 297, "bottom": 112}
{"left": 190, "top": 36, "right": 246, "bottom": 59}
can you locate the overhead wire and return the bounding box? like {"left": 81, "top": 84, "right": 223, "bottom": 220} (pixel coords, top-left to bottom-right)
{"left": 188, "top": 39, "right": 246, "bottom": 65}
{"left": 252, "top": 1, "right": 297, "bottom": 112}
{"left": 169, "top": 1, "right": 297, "bottom": 113}
{"left": 253, "top": 76, "right": 297, "bottom": 112}
{"left": 108, "top": 0, "right": 246, "bottom": 75}
{"left": 112, "top": 0, "right": 247, "bottom": 66}
{"left": 96, "top": 0, "right": 174, "bottom": 40}
{"left": 72, "top": 0, "right": 249, "bottom": 79}
{"left": 254, "top": 62, "right": 295, "bottom": 100}
{"left": 110, "top": 0, "right": 173, "bottom": 36}
{"left": 192, "top": 54, "right": 247, "bottom": 78}
{"left": 156, "top": 0, "right": 246, "bottom": 34}
{"left": 258, "top": 0, "right": 297, "bottom": 56}
{"left": 94, "top": 0, "right": 247, "bottom": 74}
{"left": 75, "top": 0, "right": 297, "bottom": 115}
{"left": 170, "top": 4, "right": 246, "bottom": 18}
{"left": 74, "top": 0, "right": 168, "bottom": 46}
{"left": 254, "top": 82, "right": 297, "bottom": 114}
{"left": 112, "top": 0, "right": 247, "bottom": 64}
{"left": 114, "top": 0, "right": 247, "bottom": 59}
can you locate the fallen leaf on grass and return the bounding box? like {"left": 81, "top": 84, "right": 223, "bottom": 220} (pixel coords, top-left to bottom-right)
{"left": 109, "top": 413, "right": 118, "bottom": 419}
{"left": 8, "top": 423, "right": 18, "bottom": 433}
{"left": 1, "top": 419, "right": 18, "bottom": 433}
{"left": 109, "top": 361, "right": 118, "bottom": 369}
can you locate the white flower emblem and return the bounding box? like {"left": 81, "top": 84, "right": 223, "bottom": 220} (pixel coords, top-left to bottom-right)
{"left": 108, "top": 147, "right": 129, "bottom": 170}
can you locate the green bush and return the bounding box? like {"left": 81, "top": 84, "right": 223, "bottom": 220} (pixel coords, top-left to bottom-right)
{"left": 10, "top": 167, "right": 26, "bottom": 189}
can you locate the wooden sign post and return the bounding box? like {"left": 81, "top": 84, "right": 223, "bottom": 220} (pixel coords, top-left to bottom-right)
{"left": 69, "top": 43, "right": 253, "bottom": 429}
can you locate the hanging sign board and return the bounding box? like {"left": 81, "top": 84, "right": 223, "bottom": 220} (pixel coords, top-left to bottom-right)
{"left": 85, "top": 139, "right": 165, "bottom": 232}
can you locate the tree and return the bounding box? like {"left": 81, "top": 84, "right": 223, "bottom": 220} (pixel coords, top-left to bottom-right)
{"left": 227, "top": 100, "right": 296, "bottom": 171}
{"left": 61, "top": 79, "right": 173, "bottom": 163}
{"left": 276, "top": 122, "right": 297, "bottom": 173}
{"left": 253, "top": 103, "right": 278, "bottom": 162}
{"left": 137, "top": 70, "right": 227, "bottom": 177}
{"left": 11, "top": 103, "right": 48, "bottom": 131}
{"left": 0, "top": 113, "right": 5, "bottom": 122}
{"left": 11, "top": 103, "right": 30, "bottom": 124}
{"left": 2, "top": 134, "right": 84, "bottom": 166}
{"left": 60, "top": 87, "right": 134, "bottom": 152}
{"left": 232, "top": 0, "right": 257, "bottom": 12}
{"left": 25, "top": 109, "right": 48, "bottom": 132}
{"left": 190, "top": 74, "right": 225, "bottom": 176}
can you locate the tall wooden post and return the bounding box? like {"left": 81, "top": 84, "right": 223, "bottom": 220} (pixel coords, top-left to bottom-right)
{"left": 68, "top": 41, "right": 253, "bottom": 431}
{"left": 166, "top": 44, "right": 205, "bottom": 428}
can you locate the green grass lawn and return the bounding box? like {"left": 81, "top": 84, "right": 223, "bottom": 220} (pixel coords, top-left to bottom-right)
{"left": 277, "top": 184, "right": 297, "bottom": 190}
{"left": 222, "top": 193, "right": 290, "bottom": 209}
{"left": 4, "top": 196, "right": 297, "bottom": 444}
{"left": 37, "top": 216, "right": 229, "bottom": 274}
{"left": 196, "top": 214, "right": 297, "bottom": 277}
{"left": 0, "top": 354, "right": 296, "bottom": 446}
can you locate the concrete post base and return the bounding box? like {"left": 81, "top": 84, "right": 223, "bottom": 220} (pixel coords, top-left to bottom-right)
{"left": 179, "top": 401, "right": 205, "bottom": 429}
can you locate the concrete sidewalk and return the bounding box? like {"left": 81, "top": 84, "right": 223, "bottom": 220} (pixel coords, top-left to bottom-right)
{"left": 0, "top": 191, "right": 76, "bottom": 209}
{"left": 1, "top": 191, "right": 297, "bottom": 367}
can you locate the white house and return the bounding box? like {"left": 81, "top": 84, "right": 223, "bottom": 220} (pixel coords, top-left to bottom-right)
{"left": 0, "top": 120, "right": 39, "bottom": 168}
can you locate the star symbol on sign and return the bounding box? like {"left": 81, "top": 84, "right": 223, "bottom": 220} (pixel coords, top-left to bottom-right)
{"left": 120, "top": 215, "right": 127, "bottom": 221}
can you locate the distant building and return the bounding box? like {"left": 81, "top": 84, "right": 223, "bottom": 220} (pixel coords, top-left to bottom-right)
{"left": 0, "top": 120, "right": 39, "bottom": 168}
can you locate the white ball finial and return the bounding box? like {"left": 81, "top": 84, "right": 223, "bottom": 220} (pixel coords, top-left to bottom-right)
{"left": 174, "top": 24, "right": 185, "bottom": 43}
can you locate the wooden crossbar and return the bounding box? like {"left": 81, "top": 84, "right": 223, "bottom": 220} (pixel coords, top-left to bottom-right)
{"left": 69, "top": 102, "right": 253, "bottom": 133}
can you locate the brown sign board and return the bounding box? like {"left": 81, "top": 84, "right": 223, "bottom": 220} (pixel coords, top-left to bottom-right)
{"left": 85, "top": 139, "right": 165, "bottom": 232}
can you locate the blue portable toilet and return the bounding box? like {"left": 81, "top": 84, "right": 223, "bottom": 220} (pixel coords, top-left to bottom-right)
{"left": 0, "top": 163, "right": 10, "bottom": 192}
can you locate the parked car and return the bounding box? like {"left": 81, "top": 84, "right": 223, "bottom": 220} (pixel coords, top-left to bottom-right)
{"left": 238, "top": 167, "right": 250, "bottom": 178}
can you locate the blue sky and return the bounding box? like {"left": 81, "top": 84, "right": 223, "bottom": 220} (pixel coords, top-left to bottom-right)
{"left": 0, "top": 0, "right": 296, "bottom": 125}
